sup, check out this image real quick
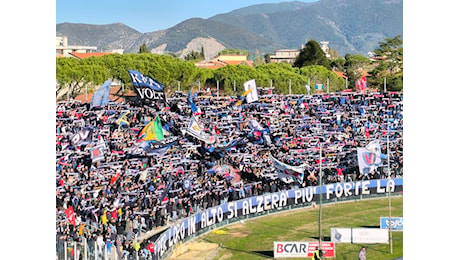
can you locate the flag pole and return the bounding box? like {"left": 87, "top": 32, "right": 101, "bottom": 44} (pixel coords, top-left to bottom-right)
{"left": 387, "top": 124, "right": 393, "bottom": 254}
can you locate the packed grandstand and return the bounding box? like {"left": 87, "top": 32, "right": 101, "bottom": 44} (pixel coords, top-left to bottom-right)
{"left": 56, "top": 75, "right": 402, "bottom": 259}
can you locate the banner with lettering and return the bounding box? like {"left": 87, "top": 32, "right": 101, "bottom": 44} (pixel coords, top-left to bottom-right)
{"left": 152, "top": 178, "right": 403, "bottom": 259}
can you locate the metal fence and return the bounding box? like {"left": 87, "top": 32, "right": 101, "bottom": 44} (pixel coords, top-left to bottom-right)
{"left": 56, "top": 238, "right": 154, "bottom": 260}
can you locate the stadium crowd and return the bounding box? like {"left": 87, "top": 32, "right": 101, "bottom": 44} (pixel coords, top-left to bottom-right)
{"left": 56, "top": 89, "right": 403, "bottom": 259}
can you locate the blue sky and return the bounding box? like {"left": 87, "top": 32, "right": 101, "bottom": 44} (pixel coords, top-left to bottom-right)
{"left": 56, "top": 0, "right": 317, "bottom": 33}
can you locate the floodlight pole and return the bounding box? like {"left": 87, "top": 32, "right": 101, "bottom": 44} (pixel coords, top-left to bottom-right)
{"left": 318, "top": 144, "right": 323, "bottom": 252}
{"left": 387, "top": 124, "right": 393, "bottom": 254}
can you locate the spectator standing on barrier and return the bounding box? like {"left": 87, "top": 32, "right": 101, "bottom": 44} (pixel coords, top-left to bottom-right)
{"left": 358, "top": 247, "right": 366, "bottom": 260}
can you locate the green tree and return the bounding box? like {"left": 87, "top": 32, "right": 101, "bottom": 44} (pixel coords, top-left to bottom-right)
{"left": 264, "top": 54, "right": 271, "bottom": 64}
{"left": 373, "top": 35, "right": 403, "bottom": 75}
{"left": 138, "top": 43, "right": 150, "bottom": 53}
{"left": 293, "top": 40, "right": 331, "bottom": 70}
{"left": 344, "top": 54, "right": 369, "bottom": 89}
{"left": 330, "top": 57, "right": 346, "bottom": 71}
{"left": 200, "top": 46, "right": 205, "bottom": 60}
{"left": 369, "top": 35, "right": 403, "bottom": 91}
{"left": 184, "top": 50, "right": 202, "bottom": 61}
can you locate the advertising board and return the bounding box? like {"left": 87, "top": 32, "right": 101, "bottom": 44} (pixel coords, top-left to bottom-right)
{"left": 307, "top": 242, "right": 335, "bottom": 258}
{"left": 380, "top": 217, "right": 403, "bottom": 231}
{"left": 274, "top": 241, "right": 309, "bottom": 258}
{"left": 274, "top": 241, "right": 336, "bottom": 258}
{"left": 331, "top": 228, "right": 389, "bottom": 244}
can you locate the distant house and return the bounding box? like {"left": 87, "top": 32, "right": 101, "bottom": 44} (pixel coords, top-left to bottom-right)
{"left": 56, "top": 36, "right": 97, "bottom": 57}
{"left": 270, "top": 41, "right": 331, "bottom": 63}
{"left": 56, "top": 36, "right": 124, "bottom": 57}
{"left": 269, "top": 49, "right": 300, "bottom": 64}
{"left": 69, "top": 52, "right": 118, "bottom": 59}
{"left": 194, "top": 54, "right": 253, "bottom": 69}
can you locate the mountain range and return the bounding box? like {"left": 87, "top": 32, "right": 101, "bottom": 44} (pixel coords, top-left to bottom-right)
{"left": 56, "top": 0, "right": 402, "bottom": 58}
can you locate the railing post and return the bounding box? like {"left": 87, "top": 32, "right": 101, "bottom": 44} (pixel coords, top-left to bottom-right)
{"left": 84, "top": 238, "right": 88, "bottom": 260}
{"left": 95, "top": 241, "right": 98, "bottom": 260}
{"left": 64, "top": 241, "right": 67, "bottom": 260}
{"left": 74, "top": 241, "right": 77, "bottom": 260}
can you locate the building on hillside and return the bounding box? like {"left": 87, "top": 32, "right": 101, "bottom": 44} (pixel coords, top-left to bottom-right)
{"left": 194, "top": 61, "right": 227, "bottom": 70}
{"left": 269, "top": 49, "right": 300, "bottom": 64}
{"left": 194, "top": 54, "right": 253, "bottom": 69}
{"left": 269, "top": 41, "right": 331, "bottom": 63}
{"left": 69, "top": 52, "right": 119, "bottom": 59}
{"left": 320, "top": 41, "right": 331, "bottom": 59}
{"left": 56, "top": 36, "right": 124, "bottom": 57}
{"left": 56, "top": 36, "right": 97, "bottom": 57}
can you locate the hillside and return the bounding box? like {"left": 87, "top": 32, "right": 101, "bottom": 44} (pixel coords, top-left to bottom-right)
{"left": 56, "top": 0, "right": 402, "bottom": 57}
{"left": 210, "top": 0, "right": 403, "bottom": 55}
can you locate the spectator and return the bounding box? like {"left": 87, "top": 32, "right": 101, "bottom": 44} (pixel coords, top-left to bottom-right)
{"left": 358, "top": 247, "right": 366, "bottom": 260}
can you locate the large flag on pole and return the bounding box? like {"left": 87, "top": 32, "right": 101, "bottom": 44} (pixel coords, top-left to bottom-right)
{"left": 139, "top": 115, "right": 164, "bottom": 141}
{"left": 65, "top": 206, "right": 76, "bottom": 226}
{"left": 185, "top": 115, "right": 216, "bottom": 144}
{"left": 270, "top": 154, "right": 307, "bottom": 183}
{"left": 357, "top": 140, "right": 384, "bottom": 175}
{"left": 355, "top": 75, "right": 367, "bottom": 93}
{"left": 90, "top": 79, "right": 112, "bottom": 108}
{"left": 127, "top": 70, "right": 166, "bottom": 105}
{"left": 244, "top": 79, "right": 258, "bottom": 103}
{"left": 187, "top": 90, "right": 198, "bottom": 114}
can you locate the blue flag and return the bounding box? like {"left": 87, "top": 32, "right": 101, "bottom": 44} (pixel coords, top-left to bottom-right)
{"left": 187, "top": 90, "right": 198, "bottom": 113}
{"left": 128, "top": 70, "right": 164, "bottom": 91}
{"left": 142, "top": 140, "right": 176, "bottom": 156}
{"left": 90, "top": 79, "right": 112, "bottom": 108}
{"left": 127, "top": 70, "right": 166, "bottom": 105}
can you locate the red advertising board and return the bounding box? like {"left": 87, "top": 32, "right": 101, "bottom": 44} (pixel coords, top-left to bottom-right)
{"left": 307, "top": 242, "right": 335, "bottom": 258}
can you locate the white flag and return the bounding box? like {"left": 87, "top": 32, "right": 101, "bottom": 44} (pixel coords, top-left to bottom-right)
{"left": 270, "top": 154, "right": 307, "bottom": 183}
{"left": 357, "top": 140, "right": 383, "bottom": 175}
{"left": 244, "top": 79, "right": 258, "bottom": 103}
{"left": 185, "top": 115, "right": 216, "bottom": 144}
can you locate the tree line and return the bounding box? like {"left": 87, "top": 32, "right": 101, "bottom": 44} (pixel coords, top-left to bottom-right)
{"left": 56, "top": 36, "right": 402, "bottom": 100}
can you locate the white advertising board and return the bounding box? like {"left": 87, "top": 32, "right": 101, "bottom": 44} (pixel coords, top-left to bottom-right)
{"left": 331, "top": 228, "right": 389, "bottom": 244}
